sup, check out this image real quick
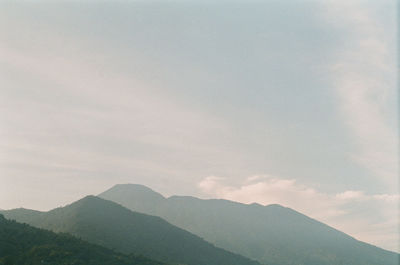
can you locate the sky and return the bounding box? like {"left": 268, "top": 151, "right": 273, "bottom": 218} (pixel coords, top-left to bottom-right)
{"left": 0, "top": 0, "right": 398, "bottom": 252}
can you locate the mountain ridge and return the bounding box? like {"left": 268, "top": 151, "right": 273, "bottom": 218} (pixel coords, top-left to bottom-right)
{"left": 99, "top": 183, "right": 398, "bottom": 265}
{"left": 1, "top": 195, "right": 261, "bottom": 265}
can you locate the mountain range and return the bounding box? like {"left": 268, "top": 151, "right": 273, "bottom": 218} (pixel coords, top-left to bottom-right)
{"left": 99, "top": 184, "right": 399, "bottom": 265}
{"left": 1, "top": 195, "right": 259, "bottom": 265}
{"left": 1, "top": 183, "right": 398, "bottom": 265}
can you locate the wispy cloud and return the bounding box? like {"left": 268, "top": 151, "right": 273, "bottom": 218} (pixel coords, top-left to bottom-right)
{"left": 198, "top": 175, "right": 399, "bottom": 252}
{"left": 321, "top": 0, "right": 398, "bottom": 186}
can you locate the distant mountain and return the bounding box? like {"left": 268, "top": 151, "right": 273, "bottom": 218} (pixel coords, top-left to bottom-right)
{"left": 0, "top": 208, "right": 42, "bottom": 225}
{"left": 1, "top": 196, "right": 260, "bottom": 265}
{"left": 99, "top": 184, "right": 399, "bottom": 265}
{"left": 0, "top": 214, "right": 164, "bottom": 265}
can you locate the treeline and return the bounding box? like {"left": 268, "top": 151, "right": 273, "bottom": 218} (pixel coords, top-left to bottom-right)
{"left": 0, "top": 214, "right": 165, "bottom": 265}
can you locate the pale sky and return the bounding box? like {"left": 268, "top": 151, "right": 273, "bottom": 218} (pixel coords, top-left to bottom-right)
{"left": 0, "top": 0, "right": 398, "bottom": 252}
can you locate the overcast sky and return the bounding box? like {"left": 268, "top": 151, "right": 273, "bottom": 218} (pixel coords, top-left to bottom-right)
{"left": 0, "top": 0, "right": 398, "bottom": 252}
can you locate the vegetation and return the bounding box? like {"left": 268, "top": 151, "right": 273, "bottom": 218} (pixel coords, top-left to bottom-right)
{"left": 3, "top": 183, "right": 398, "bottom": 265}
{"left": 0, "top": 214, "right": 164, "bottom": 265}
{"left": 1, "top": 196, "right": 260, "bottom": 265}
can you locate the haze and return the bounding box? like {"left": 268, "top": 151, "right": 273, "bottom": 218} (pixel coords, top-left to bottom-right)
{"left": 0, "top": 0, "right": 398, "bottom": 252}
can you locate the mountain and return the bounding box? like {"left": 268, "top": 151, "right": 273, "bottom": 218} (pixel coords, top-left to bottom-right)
{"left": 1, "top": 196, "right": 260, "bottom": 265}
{"left": 99, "top": 184, "right": 399, "bottom": 265}
{"left": 0, "top": 214, "right": 164, "bottom": 265}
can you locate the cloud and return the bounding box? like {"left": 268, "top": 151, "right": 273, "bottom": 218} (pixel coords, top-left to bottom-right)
{"left": 320, "top": 1, "right": 398, "bottom": 186}
{"left": 373, "top": 194, "right": 400, "bottom": 203}
{"left": 198, "top": 175, "right": 399, "bottom": 252}
{"left": 336, "top": 190, "right": 367, "bottom": 201}
{"left": 198, "top": 176, "right": 226, "bottom": 194}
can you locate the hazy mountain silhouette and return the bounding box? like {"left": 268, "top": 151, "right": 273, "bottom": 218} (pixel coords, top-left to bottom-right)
{"left": 99, "top": 184, "right": 399, "bottom": 265}
{"left": 0, "top": 214, "right": 165, "bottom": 265}
{"left": 1, "top": 196, "right": 260, "bottom": 265}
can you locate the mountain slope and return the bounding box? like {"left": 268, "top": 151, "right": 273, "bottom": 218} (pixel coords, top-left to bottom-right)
{"left": 1, "top": 196, "right": 260, "bottom": 265}
{"left": 99, "top": 184, "right": 399, "bottom": 265}
{"left": 0, "top": 214, "right": 164, "bottom": 265}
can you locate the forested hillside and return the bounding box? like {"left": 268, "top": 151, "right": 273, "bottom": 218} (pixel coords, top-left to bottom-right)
{"left": 1, "top": 196, "right": 260, "bottom": 265}
{"left": 0, "top": 214, "right": 164, "bottom": 265}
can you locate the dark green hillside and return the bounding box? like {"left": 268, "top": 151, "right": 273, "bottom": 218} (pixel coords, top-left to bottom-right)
{"left": 0, "top": 214, "right": 164, "bottom": 265}
{"left": 99, "top": 184, "right": 399, "bottom": 265}
{"left": 2, "top": 196, "right": 260, "bottom": 265}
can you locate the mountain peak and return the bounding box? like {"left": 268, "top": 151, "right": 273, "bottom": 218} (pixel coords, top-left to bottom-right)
{"left": 98, "top": 184, "right": 166, "bottom": 215}
{"left": 101, "top": 184, "right": 165, "bottom": 199}
{"left": 59, "top": 195, "right": 109, "bottom": 211}
{"left": 72, "top": 195, "right": 101, "bottom": 205}
{"left": 265, "top": 203, "right": 286, "bottom": 209}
